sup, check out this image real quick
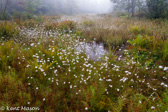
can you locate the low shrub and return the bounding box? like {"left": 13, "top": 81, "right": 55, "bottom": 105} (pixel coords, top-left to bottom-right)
{"left": 0, "top": 11, "right": 10, "bottom": 20}
{"left": 82, "top": 20, "right": 96, "bottom": 27}
{"left": 115, "top": 12, "right": 131, "bottom": 18}
{"left": 44, "top": 20, "right": 77, "bottom": 33}
{"left": 128, "top": 35, "right": 168, "bottom": 65}
{"left": 0, "top": 21, "right": 19, "bottom": 41}
{"left": 19, "top": 19, "right": 40, "bottom": 28}
{"left": 58, "top": 20, "right": 77, "bottom": 33}
{"left": 130, "top": 26, "right": 146, "bottom": 35}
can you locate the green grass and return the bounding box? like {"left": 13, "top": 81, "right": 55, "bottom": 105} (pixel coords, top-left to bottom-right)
{"left": 0, "top": 16, "right": 168, "bottom": 111}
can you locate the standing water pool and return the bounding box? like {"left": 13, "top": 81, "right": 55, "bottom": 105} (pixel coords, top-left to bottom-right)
{"left": 76, "top": 41, "right": 108, "bottom": 61}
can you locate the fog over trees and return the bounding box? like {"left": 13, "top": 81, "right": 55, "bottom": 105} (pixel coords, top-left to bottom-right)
{"left": 0, "top": 0, "right": 168, "bottom": 20}
{"left": 78, "top": 0, "right": 113, "bottom": 13}
{"left": 0, "top": 0, "right": 112, "bottom": 14}
{"left": 39, "top": 0, "right": 113, "bottom": 14}
{"left": 111, "top": 0, "right": 168, "bottom": 18}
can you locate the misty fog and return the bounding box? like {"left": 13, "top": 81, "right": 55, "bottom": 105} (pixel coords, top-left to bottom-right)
{"left": 78, "top": 0, "right": 113, "bottom": 13}
{"left": 40, "top": 0, "right": 113, "bottom": 15}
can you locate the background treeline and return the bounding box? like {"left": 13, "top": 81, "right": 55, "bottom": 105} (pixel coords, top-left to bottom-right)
{"left": 111, "top": 0, "right": 168, "bottom": 19}
{"left": 0, "top": 0, "right": 79, "bottom": 20}
{"left": 0, "top": 0, "right": 168, "bottom": 20}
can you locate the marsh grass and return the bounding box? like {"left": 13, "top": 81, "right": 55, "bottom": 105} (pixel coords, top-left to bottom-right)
{"left": 0, "top": 16, "right": 168, "bottom": 111}
{"left": 44, "top": 20, "right": 77, "bottom": 33}
{"left": 0, "top": 21, "right": 19, "bottom": 41}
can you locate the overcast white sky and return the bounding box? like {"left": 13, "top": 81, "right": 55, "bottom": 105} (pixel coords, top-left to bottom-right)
{"left": 77, "top": 0, "right": 113, "bottom": 13}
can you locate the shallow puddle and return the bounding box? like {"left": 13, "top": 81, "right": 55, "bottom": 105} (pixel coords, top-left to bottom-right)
{"left": 76, "top": 41, "right": 108, "bottom": 61}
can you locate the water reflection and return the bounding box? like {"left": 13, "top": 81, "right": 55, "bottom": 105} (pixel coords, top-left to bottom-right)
{"left": 76, "top": 41, "right": 108, "bottom": 61}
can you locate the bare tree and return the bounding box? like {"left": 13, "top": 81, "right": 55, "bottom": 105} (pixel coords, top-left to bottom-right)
{"left": 0, "top": 0, "right": 10, "bottom": 19}
{"left": 3, "top": 0, "right": 9, "bottom": 14}
{"left": 111, "top": 0, "right": 145, "bottom": 17}
{"left": 131, "top": 0, "right": 135, "bottom": 16}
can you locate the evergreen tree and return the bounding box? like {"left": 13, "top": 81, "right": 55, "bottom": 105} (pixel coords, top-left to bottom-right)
{"left": 146, "top": 0, "right": 168, "bottom": 18}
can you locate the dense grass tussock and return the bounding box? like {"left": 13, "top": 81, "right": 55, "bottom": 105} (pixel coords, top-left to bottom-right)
{"left": 78, "top": 18, "right": 168, "bottom": 47}
{"left": 0, "top": 22, "right": 19, "bottom": 41}
{"left": 0, "top": 16, "right": 168, "bottom": 111}
{"left": 44, "top": 20, "right": 77, "bottom": 33}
